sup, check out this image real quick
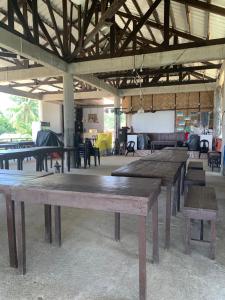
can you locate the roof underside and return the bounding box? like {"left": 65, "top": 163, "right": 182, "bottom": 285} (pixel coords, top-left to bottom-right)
{"left": 0, "top": 0, "right": 224, "bottom": 105}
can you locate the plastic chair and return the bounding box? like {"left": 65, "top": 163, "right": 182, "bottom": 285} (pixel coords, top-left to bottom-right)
{"left": 125, "top": 141, "right": 135, "bottom": 156}
{"left": 199, "top": 139, "right": 209, "bottom": 158}
{"left": 85, "top": 139, "right": 100, "bottom": 166}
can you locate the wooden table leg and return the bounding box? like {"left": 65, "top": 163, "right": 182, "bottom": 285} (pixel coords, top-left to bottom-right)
{"left": 114, "top": 212, "right": 120, "bottom": 241}
{"left": 165, "top": 185, "right": 172, "bottom": 249}
{"left": 185, "top": 217, "right": 191, "bottom": 255}
{"left": 209, "top": 220, "right": 216, "bottom": 259}
{"left": 54, "top": 206, "right": 61, "bottom": 247}
{"left": 5, "top": 194, "right": 17, "bottom": 268}
{"left": 138, "top": 215, "right": 146, "bottom": 300}
{"left": 177, "top": 174, "right": 181, "bottom": 212}
{"left": 44, "top": 205, "right": 52, "bottom": 243}
{"left": 152, "top": 199, "right": 159, "bottom": 263}
{"left": 61, "top": 153, "right": 64, "bottom": 173}
{"left": 172, "top": 182, "right": 177, "bottom": 217}
{"left": 181, "top": 163, "right": 186, "bottom": 195}
{"left": 15, "top": 201, "right": 26, "bottom": 275}
{"left": 44, "top": 156, "right": 48, "bottom": 172}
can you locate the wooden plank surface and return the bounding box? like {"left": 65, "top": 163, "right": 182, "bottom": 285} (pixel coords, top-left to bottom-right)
{"left": 184, "top": 186, "right": 217, "bottom": 212}
{"left": 141, "top": 150, "right": 188, "bottom": 163}
{"left": 112, "top": 160, "right": 181, "bottom": 185}
{"left": 12, "top": 174, "right": 161, "bottom": 216}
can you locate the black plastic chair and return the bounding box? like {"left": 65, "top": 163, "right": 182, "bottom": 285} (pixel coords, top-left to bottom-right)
{"left": 77, "top": 143, "right": 89, "bottom": 168}
{"left": 125, "top": 141, "right": 135, "bottom": 156}
{"left": 85, "top": 139, "right": 100, "bottom": 166}
{"left": 199, "top": 139, "right": 209, "bottom": 158}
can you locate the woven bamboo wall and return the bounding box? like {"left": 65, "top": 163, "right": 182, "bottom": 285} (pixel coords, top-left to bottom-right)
{"left": 122, "top": 91, "right": 214, "bottom": 113}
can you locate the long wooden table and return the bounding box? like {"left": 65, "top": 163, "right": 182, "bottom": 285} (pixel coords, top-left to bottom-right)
{"left": 12, "top": 174, "right": 161, "bottom": 300}
{"left": 151, "top": 140, "right": 177, "bottom": 152}
{"left": 141, "top": 150, "right": 189, "bottom": 210}
{"left": 0, "top": 170, "right": 53, "bottom": 268}
{"left": 0, "top": 146, "right": 74, "bottom": 172}
{"left": 112, "top": 159, "right": 182, "bottom": 249}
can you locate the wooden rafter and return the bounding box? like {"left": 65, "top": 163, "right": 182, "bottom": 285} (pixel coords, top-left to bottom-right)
{"left": 118, "top": 0, "right": 162, "bottom": 55}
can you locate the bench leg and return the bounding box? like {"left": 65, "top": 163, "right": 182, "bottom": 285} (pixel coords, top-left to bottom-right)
{"left": 185, "top": 217, "right": 191, "bottom": 255}
{"left": 152, "top": 199, "right": 159, "bottom": 263}
{"left": 177, "top": 174, "right": 181, "bottom": 212}
{"left": 138, "top": 216, "right": 146, "bottom": 300}
{"left": 114, "top": 212, "right": 120, "bottom": 241}
{"left": 6, "top": 195, "right": 18, "bottom": 268}
{"left": 209, "top": 220, "right": 216, "bottom": 259}
{"left": 165, "top": 185, "right": 172, "bottom": 249}
{"left": 44, "top": 205, "right": 52, "bottom": 243}
{"left": 15, "top": 201, "right": 26, "bottom": 275}
{"left": 54, "top": 206, "right": 61, "bottom": 247}
{"left": 200, "top": 220, "right": 204, "bottom": 241}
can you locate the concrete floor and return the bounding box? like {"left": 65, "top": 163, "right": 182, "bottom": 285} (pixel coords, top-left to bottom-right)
{"left": 0, "top": 155, "right": 225, "bottom": 300}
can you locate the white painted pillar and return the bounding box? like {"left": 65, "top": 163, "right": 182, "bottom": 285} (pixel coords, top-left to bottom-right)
{"left": 63, "top": 74, "right": 75, "bottom": 147}
{"left": 114, "top": 96, "right": 121, "bottom": 140}
{"left": 63, "top": 74, "right": 75, "bottom": 167}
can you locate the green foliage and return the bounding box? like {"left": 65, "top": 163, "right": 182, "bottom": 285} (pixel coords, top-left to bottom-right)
{"left": 7, "top": 96, "right": 39, "bottom": 135}
{"left": 0, "top": 112, "right": 15, "bottom": 135}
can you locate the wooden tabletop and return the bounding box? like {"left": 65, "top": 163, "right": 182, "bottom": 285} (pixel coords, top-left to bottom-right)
{"left": 163, "top": 147, "right": 188, "bottom": 151}
{"left": 0, "top": 146, "right": 64, "bottom": 159}
{"left": 141, "top": 150, "right": 188, "bottom": 163}
{"left": 0, "top": 171, "right": 53, "bottom": 190}
{"left": 112, "top": 159, "right": 181, "bottom": 185}
{"left": 12, "top": 174, "right": 161, "bottom": 216}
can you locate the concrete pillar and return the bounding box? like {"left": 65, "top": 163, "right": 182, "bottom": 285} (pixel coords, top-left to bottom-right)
{"left": 63, "top": 74, "right": 75, "bottom": 146}
{"left": 114, "top": 96, "right": 121, "bottom": 140}
{"left": 63, "top": 73, "right": 75, "bottom": 166}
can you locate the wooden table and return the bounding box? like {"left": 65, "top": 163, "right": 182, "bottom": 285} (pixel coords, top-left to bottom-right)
{"left": 12, "top": 174, "right": 161, "bottom": 300}
{"left": 141, "top": 150, "right": 189, "bottom": 209}
{"left": 0, "top": 170, "right": 53, "bottom": 268}
{"left": 0, "top": 146, "right": 68, "bottom": 172}
{"left": 151, "top": 140, "right": 177, "bottom": 152}
{"left": 163, "top": 146, "right": 188, "bottom": 151}
{"left": 112, "top": 160, "right": 181, "bottom": 249}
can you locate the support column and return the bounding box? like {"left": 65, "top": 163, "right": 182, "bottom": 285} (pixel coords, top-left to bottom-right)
{"left": 63, "top": 73, "right": 75, "bottom": 167}
{"left": 114, "top": 96, "right": 121, "bottom": 140}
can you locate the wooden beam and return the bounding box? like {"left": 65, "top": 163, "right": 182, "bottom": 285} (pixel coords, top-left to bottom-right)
{"left": 0, "top": 27, "right": 67, "bottom": 71}
{"left": 0, "top": 85, "right": 42, "bottom": 99}
{"left": 117, "top": 11, "right": 204, "bottom": 42}
{"left": 10, "top": 0, "right": 33, "bottom": 40}
{"left": 83, "top": 0, "right": 127, "bottom": 47}
{"left": 45, "top": 0, "right": 64, "bottom": 55}
{"left": 117, "top": 0, "right": 162, "bottom": 55}
{"left": 164, "top": 0, "right": 170, "bottom": 46}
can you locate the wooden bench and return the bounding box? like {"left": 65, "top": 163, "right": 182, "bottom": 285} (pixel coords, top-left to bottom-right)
{"left": 184, "top": 169, "right": 206, "bottom": 240}
{"left": 188, "top": 161, "right": 203, "bottom": 170}
{"left": 183, "top": 186, "right": 217, "bottom": 259}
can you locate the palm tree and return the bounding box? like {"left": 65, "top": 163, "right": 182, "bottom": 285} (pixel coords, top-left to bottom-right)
{"left": 7, "top": 96, "right": 39, "bottom": 135}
